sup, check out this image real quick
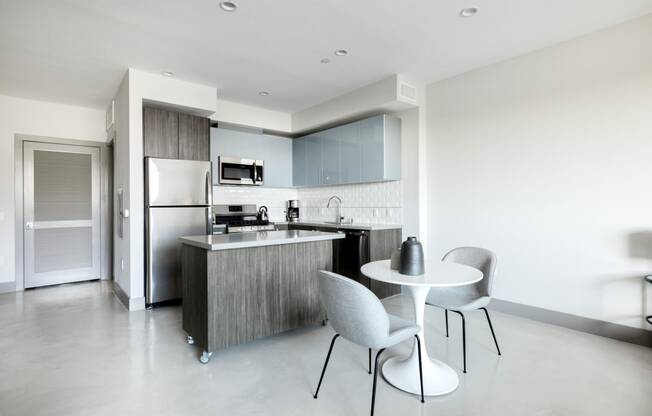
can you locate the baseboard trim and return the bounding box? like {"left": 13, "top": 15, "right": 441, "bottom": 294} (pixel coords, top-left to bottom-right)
{"left": 0, "top": 281, "right": 16, "bottom": 294}
{"left": 112, "top": 282, "right": 146, "bottom": 311}
{"left": 489, "top": 299, "right": 652, "bottom": 348}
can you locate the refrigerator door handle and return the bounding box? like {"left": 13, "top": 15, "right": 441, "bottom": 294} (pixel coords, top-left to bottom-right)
{"left": 206, "top": 171, "right": 213, "bottom": 234}
{"left": 146, "top": 209, "right": 154, "bottom": 303}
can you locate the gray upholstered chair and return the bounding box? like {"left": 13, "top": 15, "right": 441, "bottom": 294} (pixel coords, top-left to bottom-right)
{"left": 314, "top": 271, "right": 424, "bottom": 416}
{"left": 426, "top": 247, "right": 501, "bottom": 373}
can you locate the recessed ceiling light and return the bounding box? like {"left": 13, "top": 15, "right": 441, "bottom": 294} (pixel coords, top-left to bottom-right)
{"left": 258, "top": 91, "right": 270, "bottom": 96}
{"left": 459, "top": 7, "right": 478, "bottom": 17}
{"left": 320, "top": 58, "right": 330, "bottom": 64}
{"left": 334, "top": 49, "right": 348, "bottom": 56}
{"left": 161, "top": 71, "right": 174, "bottom": 77}
{"left": 220, "top": 1, "right": 237, "bottom": 12}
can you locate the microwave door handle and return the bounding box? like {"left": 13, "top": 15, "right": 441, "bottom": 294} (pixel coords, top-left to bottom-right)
{"left": 252, "top": 162, "right": 257, "bottom": 184}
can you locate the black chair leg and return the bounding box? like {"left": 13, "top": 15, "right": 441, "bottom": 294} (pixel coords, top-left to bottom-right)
{"left": 445, "top": 309, "right": 449, "bottom": 337}
{"left": 451, "top": 310, "right": 466, "bottom": 373}
{"left": 314, "top": 334, "right": 339, "bottom": 398}
{"left": 368, "top": 348, "right": 372, "bottom": 374}
{"left": 414, "top": 335, "right": 425, "bottom": 403}
{"left": 481, "top": 307, "right": 501, "bottom": 356}
{"left": 370, "top": 348, "right": 385, "bottom": 416}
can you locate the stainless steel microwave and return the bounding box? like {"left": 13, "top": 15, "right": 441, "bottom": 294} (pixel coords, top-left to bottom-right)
{"left": 218, "top": 156, "right": 264, "bottom": 186}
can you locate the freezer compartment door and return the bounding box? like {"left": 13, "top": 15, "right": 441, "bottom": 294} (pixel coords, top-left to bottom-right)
{"left": 146, "top": 158, "right": 212, "bottom": 206}
{"left": 146, "top": 207, "right": 211, "bottom": 304}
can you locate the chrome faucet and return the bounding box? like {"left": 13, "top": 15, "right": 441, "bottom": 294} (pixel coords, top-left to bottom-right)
{"left": 326, "top": 196, "right": 343, "bottom": 224}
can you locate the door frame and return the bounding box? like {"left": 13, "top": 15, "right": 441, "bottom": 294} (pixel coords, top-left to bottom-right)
{"left": 14, "top": 134, "right": 113, "bottom": 291}
{"left": 23, "top": 142, "right": 101, "bottom": 288}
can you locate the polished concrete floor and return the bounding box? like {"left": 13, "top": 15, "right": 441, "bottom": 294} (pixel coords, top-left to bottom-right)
{"left": 0, "top": 281, "right": 650, "bottom": 416}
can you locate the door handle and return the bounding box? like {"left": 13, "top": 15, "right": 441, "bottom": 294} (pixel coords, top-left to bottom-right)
{"left": 25, "top": 222, "right": 33, "bottom": 230}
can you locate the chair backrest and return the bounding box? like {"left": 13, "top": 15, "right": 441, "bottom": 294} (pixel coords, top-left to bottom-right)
{"left": 442, "top": 247, "right": 497, "bottom": 297}
{"left": 318, "top": 271, "right": 390, "bottom": 349}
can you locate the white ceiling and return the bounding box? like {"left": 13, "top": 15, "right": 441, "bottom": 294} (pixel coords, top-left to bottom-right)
{"left": 1, "top": 0, "right": 651, "bottom": 112}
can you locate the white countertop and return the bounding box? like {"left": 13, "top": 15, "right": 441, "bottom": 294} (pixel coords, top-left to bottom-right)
{"left": 180, "top": 230, "right": 345, "bottom": 251}
{"left": 274, "top": 220, "right": 402, "bottom": 231}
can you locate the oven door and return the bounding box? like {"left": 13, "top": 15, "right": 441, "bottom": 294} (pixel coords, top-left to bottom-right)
{"left": 218, "top": 157, "right": 264, "bottom": 186}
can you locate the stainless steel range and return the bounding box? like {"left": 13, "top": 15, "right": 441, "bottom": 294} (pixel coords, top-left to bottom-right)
{"left": 213, "top": 204, "right": 275, "bottom": 234}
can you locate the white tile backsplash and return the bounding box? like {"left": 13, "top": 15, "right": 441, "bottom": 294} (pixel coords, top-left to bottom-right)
{"left": 298, "top": 181, "right": 402, "bottom": 224}
{"left": 212, "top": 186, "right": 298, "bottom": 222}
{"left": 213, "top": 180, "right": 403, "bottom": 225}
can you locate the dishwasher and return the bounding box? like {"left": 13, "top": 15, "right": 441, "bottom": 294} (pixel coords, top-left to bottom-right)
{"left": 333, "top": 229, "right": 370, "bottom": 283}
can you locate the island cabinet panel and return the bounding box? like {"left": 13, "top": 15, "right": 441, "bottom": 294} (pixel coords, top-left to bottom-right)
{"left": 181, "top": 245, "right": 208, "bottom": 348}
{"left": 182, "top": 241, "right": 330, "bottom": 353}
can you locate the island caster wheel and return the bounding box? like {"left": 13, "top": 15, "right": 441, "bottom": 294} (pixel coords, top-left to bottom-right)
{"left": 186, "top": 335, "right": 194, "bottom": 345}
{"left": 199, "top": 351, "right": 212, "bottom": 364}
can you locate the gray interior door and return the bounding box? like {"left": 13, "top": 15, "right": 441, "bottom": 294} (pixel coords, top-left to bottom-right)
{"left": 23, "top": 142, "right": 101, "bottom": 288}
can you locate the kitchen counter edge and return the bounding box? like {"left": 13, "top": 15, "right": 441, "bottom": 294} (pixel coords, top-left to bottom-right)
{"left": 180, "top": 230, "right": 345, "bottom": 251}
{"left": 274, "top": 221, "right": 402, "bottom": 231}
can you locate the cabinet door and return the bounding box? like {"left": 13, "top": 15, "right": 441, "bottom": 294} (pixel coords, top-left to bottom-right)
{"left": 339, "top": 122, "right": 361, "bottom": 183}
{"left": 305, "top": 133, "right": 323, "bottom": 186}
{"left": 143, "top": 107, "right": 179, "bottom": 159}
{"left": 359, "top": 115, "right": 384, "bottom": 182}
{"left": 321, "top": 126, "right": 341, "bottom": 185}
{"left": 368, "top": 229, "right": 402, "bottom": 299}
{"left": 178, "top": 114, "right": 210, "bottom": 161}
{"left": 292, "top": 137, "right": 307, "bottom": 186}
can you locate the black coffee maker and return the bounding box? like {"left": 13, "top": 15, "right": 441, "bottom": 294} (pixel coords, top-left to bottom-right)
{"left": 286, "top": 200, "right": 299, "bottom": 222}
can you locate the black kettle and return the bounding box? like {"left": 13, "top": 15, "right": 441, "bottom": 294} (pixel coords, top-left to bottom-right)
{"left": 258, "top": 206, "right": 269, "bottom": 222}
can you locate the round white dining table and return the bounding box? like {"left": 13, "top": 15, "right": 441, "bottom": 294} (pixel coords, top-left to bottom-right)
{"left": 360, "top": 259, "right": 483, "bottom": 396}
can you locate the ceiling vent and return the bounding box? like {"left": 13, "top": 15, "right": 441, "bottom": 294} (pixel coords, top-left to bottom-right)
{"left": 398, "top": 81, "right": 418, "bottom": 104}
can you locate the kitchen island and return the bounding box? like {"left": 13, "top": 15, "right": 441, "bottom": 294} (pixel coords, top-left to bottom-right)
{"left": 180, "top": 230, "right": 345, "bottom": 363}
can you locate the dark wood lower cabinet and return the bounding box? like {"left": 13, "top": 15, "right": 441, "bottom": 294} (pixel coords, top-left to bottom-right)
{"left": 288, "top": 225, "right": 402, "bottom": 299}
{"left": 368, "top": 229, "right": 402, "bottom": 299}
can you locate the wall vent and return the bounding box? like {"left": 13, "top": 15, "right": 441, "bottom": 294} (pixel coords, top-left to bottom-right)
{"left": 398, "top": 82, "right": 418, "bottom": 104}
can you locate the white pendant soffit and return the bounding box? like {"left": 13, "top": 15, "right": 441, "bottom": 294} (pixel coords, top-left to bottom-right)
{"left": 292, "top": 75, "right": 419, "bottom": 133}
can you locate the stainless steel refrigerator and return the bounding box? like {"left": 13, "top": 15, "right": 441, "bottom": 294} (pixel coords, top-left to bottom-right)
{"left": 145, "top": 157, "right": 212, "bottom": 305}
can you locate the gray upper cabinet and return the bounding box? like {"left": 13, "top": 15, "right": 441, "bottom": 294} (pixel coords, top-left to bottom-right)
{"left": 339, "top": 122, "right": 362, "bottom": 183}
{"left": 211, "top": 128, "right": 293, "bottom": 187}
{"left": 292, "top": 138, "right": 307, "bottom": 187}
{"left": 143, "top": 107, "right": 179, "bottom": 159}
{"left": 304, "top": 133, "right": 323, "bottom": 186}
{"left": 321, "top": 126, "right": 341, "bottom": 185}
{"left": 179, "top": 113, "right": 210, "bottom": 161}
{"left": 292, "top": 114, "right": 401, "bottom": 187}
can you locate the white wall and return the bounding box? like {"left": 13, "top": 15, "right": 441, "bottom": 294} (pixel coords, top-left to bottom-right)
{"left": 292, "top": 74, "right": 417, "bottom": 132}
{"left": 425, "top": 15, "right": 652, "bottom": 329}
{"left": 111, "top": 74, "right": 131, "bottom": 299}
{"left": 214, "top": 100, "right": 292, "bottom": 132}
{"left": 0, "top": 95, "right": 105, "bottom": 287}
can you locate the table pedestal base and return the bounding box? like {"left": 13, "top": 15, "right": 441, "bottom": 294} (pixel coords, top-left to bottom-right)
{"left": 382, "top": 348, "right": 459, "bottom": 396}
